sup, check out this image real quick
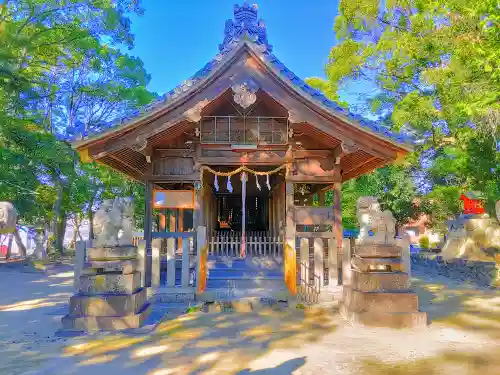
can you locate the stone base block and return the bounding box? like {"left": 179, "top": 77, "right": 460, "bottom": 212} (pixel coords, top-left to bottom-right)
{"left": 351, "top": 270, "right": 409, "bottom": 292}
{"left": 340, "top": 303, "right": 427, "bottom": 329}
{"left": 78, "top": 272, "right": 141, "bottom": 295}
{"left": 351, "top": 256, "right": 403, "bottom": 272}
{"left": 61, "top": 302, "right": 151, "bottom": 332}
{"left": 355, "top": 244, "right": 402, "bottom": 258}
{"left": 342, "top": 286, "right": 418, "bottom": 313}
{"left": 69, "top": 287, "right": 147, "bottom": 317}
{"left": 86, "top": 245, "right": 137, "bottom": 261}
{"left": 83, "top": 259, "right": 137, "bottom": 275}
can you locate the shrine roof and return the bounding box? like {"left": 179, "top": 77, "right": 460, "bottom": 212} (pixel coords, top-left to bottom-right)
{"left": 73, "top": 2, "right": 413, "bottom": 151}
{"left": 460, "top": 191, "right": 486, "bottom": 200}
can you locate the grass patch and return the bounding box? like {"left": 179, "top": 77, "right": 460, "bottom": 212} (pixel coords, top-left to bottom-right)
{"left": 186, "top": 305, "right": 202, "bottom": 314}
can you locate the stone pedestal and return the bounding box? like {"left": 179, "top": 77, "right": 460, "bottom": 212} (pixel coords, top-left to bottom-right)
{"left": 62, "top": 245, "right": 151, "bottom": 331}
{"left": 340, "top": 243, "right": 427, "bottom": 329}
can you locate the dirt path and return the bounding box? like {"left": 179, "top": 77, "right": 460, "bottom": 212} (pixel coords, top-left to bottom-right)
{"left": 1, "top": 267, "right": 499, "bottom": 375}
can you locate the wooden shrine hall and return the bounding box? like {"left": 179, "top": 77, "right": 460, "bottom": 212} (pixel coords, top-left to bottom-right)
{"left": 72, "top": 3, "right": 412, "bottom": 299}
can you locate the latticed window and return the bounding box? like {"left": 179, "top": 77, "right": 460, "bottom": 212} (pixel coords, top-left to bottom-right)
{"left": 200, "top": 116, "right": 287, "bottom": 145}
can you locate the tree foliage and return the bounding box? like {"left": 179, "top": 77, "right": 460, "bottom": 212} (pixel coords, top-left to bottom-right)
{"left": 321, "top": 0, "right": 499, "bottom": 229}
{"left": 0, "top": 0, "right": 153, "bottom": 252}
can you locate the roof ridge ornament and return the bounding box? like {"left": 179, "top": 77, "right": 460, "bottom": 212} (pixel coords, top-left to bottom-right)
{"left": 219, "top": 2, "right": 272, "bottom": 54}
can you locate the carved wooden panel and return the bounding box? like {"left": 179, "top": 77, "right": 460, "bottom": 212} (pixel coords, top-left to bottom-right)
{"left": 294, "top": 206, "right": 334, "bottom": 226}
{"left": 290, "top": 159, "right": 338, "bottom": 182}
{"left": 153, "top": 157, "right": 194, "bottom": 175}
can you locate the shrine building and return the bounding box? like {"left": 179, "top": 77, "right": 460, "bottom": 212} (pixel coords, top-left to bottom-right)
{"left": 73, "top": 3, "right": 412, "bottom": 301}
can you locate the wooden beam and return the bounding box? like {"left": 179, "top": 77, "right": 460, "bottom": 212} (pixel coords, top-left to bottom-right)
{"left": 145, "top": 173, "right": 201, "bottom": 182}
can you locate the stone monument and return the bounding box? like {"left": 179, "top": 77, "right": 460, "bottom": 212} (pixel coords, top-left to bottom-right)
{"left": 340, "top": 197, "right": 427, "bottom": 328}
{"left": 62, "top": 197, "right": 150, "bottom": 331}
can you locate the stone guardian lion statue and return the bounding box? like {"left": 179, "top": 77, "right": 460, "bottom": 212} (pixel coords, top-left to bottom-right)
{"left": 356, "top": 197, "right": 396, "bottom": 245}
{"left": 92, "top": 197, "right": 135, "bottom": 247}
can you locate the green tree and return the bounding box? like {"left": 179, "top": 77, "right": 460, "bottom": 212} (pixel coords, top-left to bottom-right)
{"left": 320, "top": 0, "right": 499, "bottom": 228}
{"left": 0, "top": 0, "right": 151, "bottom": 254}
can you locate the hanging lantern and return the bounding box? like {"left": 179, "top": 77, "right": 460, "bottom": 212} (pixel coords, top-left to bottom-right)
{"left": 227, "top": 175, "right": 233, "bottom": 193}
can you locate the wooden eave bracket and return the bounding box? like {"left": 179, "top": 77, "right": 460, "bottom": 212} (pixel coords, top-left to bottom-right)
{"left": 334, "top": 140, "right": 358, "bottom": 164}
{"left": 130, "top": 136, "right": 152, "bottom": 163}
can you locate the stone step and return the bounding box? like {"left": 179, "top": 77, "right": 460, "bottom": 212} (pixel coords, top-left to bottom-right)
{"left": 350, "top": 270, "right": 409, "bottom": 292}
{"left": 342, "top": 286, "right": 419, "bottom": 313}
{"left": 69, "top": 287, "right": 148, "bottom": 317}
{"left": 207, "top": 257, "right": 283, "bottom": 271}
{"left": 200, "top": 287, "right": 289, "bottom": 302}
{"left": 207, "top": 277, "right": 284, "bottom": 289}
{"left": 78, "top": 271, "right": 141, "bottom": 295}
{"left": 61, "top": 302, "right": 152, "bottom": 332}
{"left": 203, "top": 298, "right": 289, "bottom": 313}
{"left": 208, "top": 269, "right": 284, "bottom": 278}
{"left": 340, "top": 304, "right": 427, "bottom": 329}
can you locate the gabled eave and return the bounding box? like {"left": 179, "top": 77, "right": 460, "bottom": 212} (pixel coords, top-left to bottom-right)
{"left": 72, "top": 41, "right": 412, "bottom": 156}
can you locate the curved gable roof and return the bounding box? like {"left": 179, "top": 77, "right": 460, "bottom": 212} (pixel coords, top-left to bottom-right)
{"left": 73, "top": 3, "right": 412, "bottom": 152}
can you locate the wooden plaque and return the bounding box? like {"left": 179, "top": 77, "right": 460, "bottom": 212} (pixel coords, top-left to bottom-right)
{"left": 153, "top": 190, "right": 194, "bottom": 209}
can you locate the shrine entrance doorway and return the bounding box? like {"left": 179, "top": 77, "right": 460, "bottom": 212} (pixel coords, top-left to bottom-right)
{"left": 202, "top": 165, "right": 286, "bottom": 259}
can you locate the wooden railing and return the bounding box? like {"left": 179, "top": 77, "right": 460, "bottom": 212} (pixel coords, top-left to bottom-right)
{"left": 151, "top": 232, "right": 196, "bottom": 289}
{"left": 209, "top": 231, "right": 283, "bottom": 257}
{"left": 200, "top": 116, "right": 288, "bottom": 145}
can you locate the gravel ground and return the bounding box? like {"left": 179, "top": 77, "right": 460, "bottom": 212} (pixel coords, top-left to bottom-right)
{"left": 0, "top": 265, "right": 499, "bottom": 375}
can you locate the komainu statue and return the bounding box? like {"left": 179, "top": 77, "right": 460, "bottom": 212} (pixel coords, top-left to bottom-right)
{"left": 0, "top": 202, "right": 17, "bottom": 234}
{"left": 92, "top": 197, "right": 135, "bottom": 247}
{"left": 441, "top": 199, "right": 500, "bottom": 261}
{"left": 356, "top": 197, "right": 396, "bottom": 245}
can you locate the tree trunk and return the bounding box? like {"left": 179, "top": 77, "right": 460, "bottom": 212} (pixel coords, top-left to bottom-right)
{"left": 13, "top": 229, "right": 27, "bottom": 257}
{"left": 55, "top": 213, "right": 67, "bottom": 255}
{"left": 52, "top": 177, "right": 64, "bottom": 254}
{"left": 87, "top": 205, "right": 94, "bottom": 241}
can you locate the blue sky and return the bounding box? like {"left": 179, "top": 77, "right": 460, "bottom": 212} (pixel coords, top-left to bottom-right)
{"left": 127, "top": 0, "right": 373, "bottom": 111}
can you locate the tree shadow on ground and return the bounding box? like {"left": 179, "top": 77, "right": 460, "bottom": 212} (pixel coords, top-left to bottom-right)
{"left": 412, "top": 274, "right": 500, "bottom": 339}
{"left": 237, "top": 357, "right": 306, "bottom": 374}
{"left": 0, "top": 266, "right": 75, "bottom": 375}
{"left": 58, "top": 306, "right": 338, "bottom": 374}
{"left": 358, "top": 347, "right": 500, "bottom": 375}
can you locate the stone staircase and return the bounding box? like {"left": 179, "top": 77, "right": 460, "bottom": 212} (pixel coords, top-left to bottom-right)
{"left": 200, "top": 256, "right": 288, "bottom": 301}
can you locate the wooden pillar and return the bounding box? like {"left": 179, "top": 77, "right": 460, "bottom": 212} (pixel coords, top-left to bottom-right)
{"left": 144, "top": 180, "right": 153, "bottom": 287}
{"left": 159, "top": 211, "right": 166, "bottom": 232}
{"left": 271, "top": 194, "right": 275, "bottom": 236}
{"left": 241, "top": 172, "right": 247, "bottom": 257}
{"left": 333, "top": 180, "right": 342, "bottom": 285}
{"left": 285, "top": 180, "right": 295, "bottom": 251}
{"left": 169, "top": 211, "right": 176, "bottom": 232}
